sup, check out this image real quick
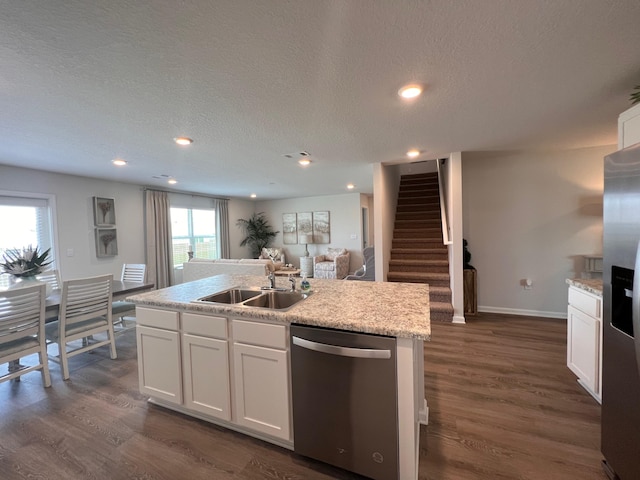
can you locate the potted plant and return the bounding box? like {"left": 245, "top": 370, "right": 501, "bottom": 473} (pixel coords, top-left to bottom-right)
{"left": 236, "top": 212, "right": 279, "bottom": 258}
{"left": 1, "top": 245, "right": 52, "bottom": 291}
{"left": 631, "top": 84, "right": 640, "bottom": 105}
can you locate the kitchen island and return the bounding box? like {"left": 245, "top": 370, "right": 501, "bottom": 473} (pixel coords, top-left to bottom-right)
{"left": 127, "top": 274, "right": 430, "bottom": 480}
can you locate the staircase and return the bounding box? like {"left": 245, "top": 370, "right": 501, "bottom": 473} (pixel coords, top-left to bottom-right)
{"left": 387, "top": 172, "right": 454, "bottom": 322}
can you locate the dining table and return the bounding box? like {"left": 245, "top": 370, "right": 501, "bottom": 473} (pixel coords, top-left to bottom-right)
{"left": 44, "top": 280, "right": 155, "bottom": 321}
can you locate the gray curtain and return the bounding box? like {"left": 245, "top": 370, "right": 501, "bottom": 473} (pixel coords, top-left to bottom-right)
{"left": 214, "top": 198, "right": 230, "bottom": 259}
{"left": 145, "top": 190, "right": 174, "bottom": 288}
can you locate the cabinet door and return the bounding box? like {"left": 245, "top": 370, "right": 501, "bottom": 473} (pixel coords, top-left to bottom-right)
{"left": 137, "top": 325, "right": 182, "bottom": 404}
{"left": 567, "top": 305, "right": 600, "bottom": 395}
{"left": 182, "top": 334, "right": 231, "bottom": 420}
{"left": 233, "top": 343, "right": 291, "bottom": 441}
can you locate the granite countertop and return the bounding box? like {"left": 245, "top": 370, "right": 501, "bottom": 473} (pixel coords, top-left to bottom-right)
{"left": 127, "top": 274, "right": 431, "bottom": 340}
{"left": 566, "top": 278, "right": 603, "bottom": 296}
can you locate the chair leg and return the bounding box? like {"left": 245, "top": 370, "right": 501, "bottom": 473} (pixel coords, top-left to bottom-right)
{"left": 108, "top": 326, "right": 117, "bottom": 360}
{"left": 38, "top": 349, "right": 52, "bottom": 388}
{"left": 59, "top": 341, "right": 70, "bottom": 380}
{"left": 8, "top": 359, "right": 22, "bottom": 382}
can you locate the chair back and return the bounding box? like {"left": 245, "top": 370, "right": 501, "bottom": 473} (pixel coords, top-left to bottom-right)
{"left": 60, "top": 274, "right": 113, "bottom": 329}
{"left": 36, "top": 269, "right": 61, "bottom": 291}
{"left": 0, "top": 283, "right": 46, "bottom": 345}
{"left": 121, "top": 264, "right": 146, "bottom": 283}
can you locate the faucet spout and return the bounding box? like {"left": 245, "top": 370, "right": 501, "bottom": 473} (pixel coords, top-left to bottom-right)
{"left": 268, "top": 271, "right": 276, "bottom": 289}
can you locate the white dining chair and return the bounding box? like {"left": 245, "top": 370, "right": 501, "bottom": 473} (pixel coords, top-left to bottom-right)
{"left": 0, "top": 283, "right": 52, "bottom": 387}
{"left": 112, "top": 263, "right": 146, "bottom": 331}
{"left": 121, "top": 264, "right": 146, "bottom": 283}
{"left": 45, "top": 274, "right": 117, "bottom": 380}
{"left": 36, "top": 269, "right": 61, "bottom": 295}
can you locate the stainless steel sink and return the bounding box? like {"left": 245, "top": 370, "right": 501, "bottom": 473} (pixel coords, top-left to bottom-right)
{"left": 196, "top": 288, "right": 262, "bottom": 304}
{"left": 194, "top": 287, "right": 310, "bottom": 311}
{"left": 242, "top": 290, "right": 310, "bottom": 310}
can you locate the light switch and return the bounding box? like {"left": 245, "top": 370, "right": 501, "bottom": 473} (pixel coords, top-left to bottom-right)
{"left": 350, "top": 233, "right": 357, "bottom": 239}
{"left": 66, "top": 248, "right": 74, "bottom": 257}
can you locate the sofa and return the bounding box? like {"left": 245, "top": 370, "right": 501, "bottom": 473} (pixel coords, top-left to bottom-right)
{"left": 183, "top": 258, "right": 278, "bottom": 283}
{"left": 313, "top": 248, "right": 350, "bottom": 279}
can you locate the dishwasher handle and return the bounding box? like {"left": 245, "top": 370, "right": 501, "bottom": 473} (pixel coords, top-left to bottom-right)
{"left": 292, "top": 336, "right": 391, "bottom": 359}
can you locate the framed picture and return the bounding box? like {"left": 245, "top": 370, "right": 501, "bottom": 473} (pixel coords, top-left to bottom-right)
{"left": 93, "top": 197, "right": 116, "bottom": 226}
{"left": 313, "top": 211, "right": 330, "bottom": 244}
{"left": 297, "top": 212, "right": 313, "bottom": 242}
{"left": 282, "top": 213, "right": 297, "bottom": 244}
{"left": 95, "top": 227, "right": 118, "bottom": 257}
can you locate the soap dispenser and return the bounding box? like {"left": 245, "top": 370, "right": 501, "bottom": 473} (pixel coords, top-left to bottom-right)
{"left": 300, "top": 273, "right": 311, "bottom": 292}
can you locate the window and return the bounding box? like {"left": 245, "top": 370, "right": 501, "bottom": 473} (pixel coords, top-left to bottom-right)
{"left": 170, "top": 207, "right": 217, "bottom": 267}
{"left": 0, "top": 192, "right": 56, "bottom": 286}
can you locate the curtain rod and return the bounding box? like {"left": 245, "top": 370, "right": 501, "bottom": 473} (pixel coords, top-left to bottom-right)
{"left": 142, "top": 186, "right": 230, "bottom": 201}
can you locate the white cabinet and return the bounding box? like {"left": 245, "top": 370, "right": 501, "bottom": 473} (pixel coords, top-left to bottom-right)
{"left": 136, "top": 307, "right": 292, "bottom": 442}
{"left": 136, "top": 307, "right": 182, "bottom": 404}
{"left": 182, "top": 313, "right": 230, "bottom": 420}
{"left": 567, "top": 286, "right": 602, "bottom": 402}
{"left": 232, "top": 319, "right": 291, "bottom": 441}
{"left": 619, "top": 102, "right": 640, "bottom": 149}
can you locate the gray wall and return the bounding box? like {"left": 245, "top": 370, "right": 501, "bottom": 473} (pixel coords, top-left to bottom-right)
{"left": 462, "top": 145, "right": 614, "bottom": 317}
{"left": 253, "top": 193, "right": 364, "bottom": 274}
{"left": 0, "top": 165, "right": 254, "bottom": 281}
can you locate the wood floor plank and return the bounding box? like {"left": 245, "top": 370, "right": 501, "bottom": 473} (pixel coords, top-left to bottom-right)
{"left": 0, "top": 313, "right": 606, "bottom": 479}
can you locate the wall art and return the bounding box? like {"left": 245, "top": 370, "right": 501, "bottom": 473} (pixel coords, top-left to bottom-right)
{"left": 93, "top": 197, "right": 116, "bottom": 226}
{"left": 312, "top": 211, "right": 330, "bottom": 244}
{"left": 282, "top": 212, "right": 297, "bottom": 244}
{"left": 95, "top": 227, "right": 118, "bottom": 257}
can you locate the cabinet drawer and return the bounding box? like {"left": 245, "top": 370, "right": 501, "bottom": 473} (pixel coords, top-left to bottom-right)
{"left": 182, "top": 313, "right": 227, "bottom": 339}
{"left": 233, "top": 319, "right": 287, "bottom": 349}
{"left": 568, "top": 287, "right": 601, "bottom": 319}
{"left": 137, "top": 307, "right": 179, "bottom": 330}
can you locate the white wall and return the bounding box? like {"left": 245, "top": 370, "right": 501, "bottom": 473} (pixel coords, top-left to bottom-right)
{"left": 254, "top": 193, "right": 363, "bottom": 273}
{"left": 0, "top": 165, "right": 255, "bottom": 282}
{"left": 373, "top": 163, "right": 401, "bottom": 281}
{"left": 462, "top": 145, "right": 614, "bottom": 318}
{"left": 0, "top": 165, "right": 144, "bottom": 280}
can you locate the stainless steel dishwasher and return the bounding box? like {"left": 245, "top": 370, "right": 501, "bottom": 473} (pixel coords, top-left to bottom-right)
{"left": 290, "top": 324, "right": 398, "bottom": 480}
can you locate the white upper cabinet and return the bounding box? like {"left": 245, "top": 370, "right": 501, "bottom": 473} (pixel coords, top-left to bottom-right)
{"left": 619, "top": 103, "right": 640, "bottom": 149}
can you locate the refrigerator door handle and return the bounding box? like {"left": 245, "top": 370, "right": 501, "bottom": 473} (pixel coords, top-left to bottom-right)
{"left": 633, "top": 240, "right": 640, "bottom": 377}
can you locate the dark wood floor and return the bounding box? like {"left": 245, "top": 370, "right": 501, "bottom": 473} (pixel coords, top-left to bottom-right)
{"left": 0, "top": 314, "right": 606, "bottom": 480}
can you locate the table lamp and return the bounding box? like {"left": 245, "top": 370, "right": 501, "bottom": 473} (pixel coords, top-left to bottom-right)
{"left": 300, "top": 234, "right": 313, "bottom": 256}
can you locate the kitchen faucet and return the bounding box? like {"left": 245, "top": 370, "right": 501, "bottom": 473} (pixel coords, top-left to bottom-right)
{"left": 267, "top": 271, "right": 276, "bottom": 289}
{"left": 289, "top": 275, "right": 296, "bottom": 291}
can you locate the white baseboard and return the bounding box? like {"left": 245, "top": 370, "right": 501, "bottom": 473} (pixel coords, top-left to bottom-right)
{"left": 478, "top": 305, "right": 566, "bottom": 319}
{"left": 452, "top": 314, "right": 466, "bottom": 324}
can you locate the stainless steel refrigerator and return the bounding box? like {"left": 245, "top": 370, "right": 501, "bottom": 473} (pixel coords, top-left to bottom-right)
{"left": 602, "top": 143, "right": 640, "bottom": 480}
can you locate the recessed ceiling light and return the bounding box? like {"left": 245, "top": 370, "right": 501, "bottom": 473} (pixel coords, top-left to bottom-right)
{"left": 167, "top": 178, "right": 178, "bottom": 185}
{"left": 250, "top": 193, "right": 257, "bottom": 198}
{"left": 398, "top": 84, "right": 423, "bottom": 99}
{"left": 112, "top": 158, "right": 127, "bottom": 166}
{"left": 407, "top": 149, "right": 420, "bottom": 158}
{"left": 174, "top": 137, "right": 193, "bottom": 146}
{"left": 347, "top": 183, "right": 355, "bottom": 190}
{"left": 298, "top": 158, "right": 311, "bottom": 167}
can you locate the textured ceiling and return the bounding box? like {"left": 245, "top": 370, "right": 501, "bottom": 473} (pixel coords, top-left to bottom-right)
{"left": 1, "top": 0, "right": 640, "bottom": 199}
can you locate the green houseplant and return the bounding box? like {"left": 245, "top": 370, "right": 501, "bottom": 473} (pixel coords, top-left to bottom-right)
{"left": 236, "top": 212, "right": 279, "bottom": 258}
{"left": 631, "top": 85, "right": 640, "bottom": 105}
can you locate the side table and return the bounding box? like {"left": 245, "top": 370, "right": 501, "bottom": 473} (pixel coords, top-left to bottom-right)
{"left": 299, "top": 256, "right": 314, "bottom": 278}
